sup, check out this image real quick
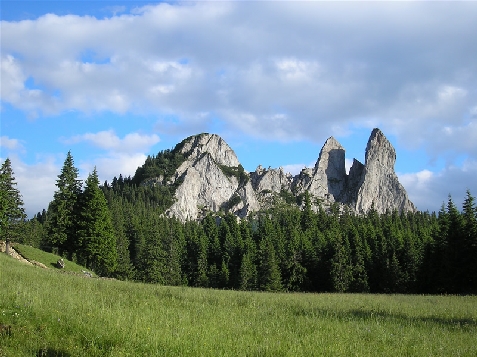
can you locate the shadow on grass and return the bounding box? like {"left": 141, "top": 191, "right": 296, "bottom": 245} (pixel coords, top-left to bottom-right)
{"left": 292, "top": 306, "right": 477, "bottom": 329}
{"left": 37, "top": 347, "right": 71, "bottom": 357}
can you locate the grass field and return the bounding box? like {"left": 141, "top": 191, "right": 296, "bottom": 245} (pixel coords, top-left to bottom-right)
{"left": 1, "top": 251, "right": 476, "bottom": 357}
{"left": 12, "top": 243, "right": 96, "bottom": 276}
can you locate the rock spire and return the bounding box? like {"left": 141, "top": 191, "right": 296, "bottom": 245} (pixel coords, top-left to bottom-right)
{"left": 155, "top": 129, "right": 415, "bottom": 221}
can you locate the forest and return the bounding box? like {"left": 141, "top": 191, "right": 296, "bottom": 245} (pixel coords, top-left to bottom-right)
{"left": 1, "top": 152, "right": 476, "bottom": 294}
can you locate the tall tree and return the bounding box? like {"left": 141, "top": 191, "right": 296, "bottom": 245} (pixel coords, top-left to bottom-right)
{"left": 330, "top": 229, "right": 353, "bottom": 293}
{"left": 0, "top": 158, "right": 26, "bottom": 245}
{"left": 45, "top": 151, "right": 82, "bottom": 257}
{"left": 76, "top": 168, "right": 117, "bottom": 276}
{"left": 257, "top": 236, "right": 282, "bottom": 292}
{"left": 462, "top": 190, "right": 477, "bottom": 293}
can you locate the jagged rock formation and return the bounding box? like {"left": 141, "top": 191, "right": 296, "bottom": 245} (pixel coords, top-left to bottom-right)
{"left": 350, "top": 128, "right": 416, "bottom": 213}
{"left": 160, "top": 129, "right": 415, "bottom": 221}
{"left": 165, "top": 134, "right": 260, "bottom": 221}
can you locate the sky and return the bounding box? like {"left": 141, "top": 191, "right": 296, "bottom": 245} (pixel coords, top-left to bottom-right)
{"left": 1, "top": 0, "right": 477, "bottom": 217}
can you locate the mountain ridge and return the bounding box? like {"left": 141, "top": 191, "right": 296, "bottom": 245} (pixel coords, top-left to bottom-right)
{"left": 138, "top": 128, "right": 415, "bottom": 221}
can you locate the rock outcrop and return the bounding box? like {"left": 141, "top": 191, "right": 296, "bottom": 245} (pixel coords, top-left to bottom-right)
{"left": 158, "top": 129, "right": 415, "bottom": 221}
{"left": 350, "top": 128, "right": 415, "bottom": 213}
{"left": 166, "top": 134, "right": 260, "bottom": 221}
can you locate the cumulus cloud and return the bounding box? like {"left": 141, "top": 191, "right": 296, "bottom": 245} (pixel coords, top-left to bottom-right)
{"left": 2, "top": 1, "right": 477, "bottom": 214}
{"left": 1, "top": 136, "right": 24, "bottom": 151}
{"left": 63, "top": 130, "right": 160, "bottom": 153}
{"left": 62, "top": 129, "right": 160, "bottom": 184}
{"left": 1, "top": 1, "right": 476, "bottom": 152}
{"left": 79, "top": 152, "right": 148, "bottom": 185}
{"left": 7, "top": 155, "right": 59, "bottom": 217}
{"left": 399, "top": 159, "right": 477, "bottom": 212}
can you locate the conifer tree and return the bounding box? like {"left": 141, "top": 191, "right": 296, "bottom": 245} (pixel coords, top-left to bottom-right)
{"left": 330, "top": 230, "right": 353, "bottom": 292}
{"left": 0, "top": 158, "right": 26, "bottom": 244}
{"left": 239, "top": 219, "right": 257, "bottom": 290}
{"left": 446, "top": 196, "right": 465, "bottom": 292}
{"left": 76, "top": 168, "right": 117, "bottom": 276}
{"left": 462, "top": 190, "right": 477, "bottom": 292}
{"left": 284, "top": 226, "right": 307, "bottom": 291}
{"left": 109, "top": 197, "right": 134, "bottom": 280}
{"left": 258, "top": 236, "right": 282, "bottom": 291}
{"left": 45, "top": 151, "right": 82, "bottom": 257}
{"left": 195, "top": 227, "right": 210, "bottom": 287}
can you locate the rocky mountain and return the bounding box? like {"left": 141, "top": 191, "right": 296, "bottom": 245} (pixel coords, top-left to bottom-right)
{"left": 153, "top": 129, "right": 415, "bottom": 221}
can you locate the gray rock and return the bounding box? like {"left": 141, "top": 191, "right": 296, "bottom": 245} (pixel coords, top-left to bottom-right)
{"left": 149, "top": 129, "right": 416, "bottom": 221}
{"left": 353, "top": 129, "right": 416, "bottom": 214}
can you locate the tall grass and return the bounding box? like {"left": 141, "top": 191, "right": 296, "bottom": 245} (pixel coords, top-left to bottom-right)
{"left": 1, "top": 252, "right": 476, "bottom": 356}
{"left": 12, "top": 243, "right": 95, "bottom": 275}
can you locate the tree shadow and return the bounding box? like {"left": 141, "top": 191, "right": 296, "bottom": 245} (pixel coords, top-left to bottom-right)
{"left": 37, "top": 347, "right": 72, "bottom": 357}
{"left": 292, "top": 305, "right": 477, "bottom": 330}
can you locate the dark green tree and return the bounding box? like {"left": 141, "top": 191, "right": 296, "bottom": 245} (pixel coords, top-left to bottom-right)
{"left": 257, "top": 216, "right": 282, "bottom": 292}
{"left": 45, "top": 151, "right": 82, "bottom": 257}
{"left": 0, "top": 158, "right": 26, "bottom": 245}
{"left": 239, "top": 219, "right": 257, "bottom": 290}
{"left": 76, "top": 168, "right": 117, "bottom": 276}
{"left": 330, "top": 229, "right": 353, "bottom": 292}
{"left": 462, "top": 190, "right": 477, "bottom": 292}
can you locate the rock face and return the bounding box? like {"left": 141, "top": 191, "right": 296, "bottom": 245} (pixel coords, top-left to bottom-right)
{"left": 160, "top": 129, "right": 415, "bottom": 221}
{"left": 166, "top": 134, "right": 260, "bottom": 221}
{"left": 351, "top": 128, "right": 416, "bottom": 213}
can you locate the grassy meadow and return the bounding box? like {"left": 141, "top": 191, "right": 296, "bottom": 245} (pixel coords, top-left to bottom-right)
{"left": 12, "top": 244, "right": 96, "bottom": 276}
{"left": 1, "top": 251, "right": 476, "bottom": 357}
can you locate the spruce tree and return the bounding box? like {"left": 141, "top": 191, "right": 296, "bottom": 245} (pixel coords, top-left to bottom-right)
{"left": 446, "top": 196, "right": 464, "bottom": 292}
{"left": 76, "top": 168, "right": 117, "bottom": 276}
{"left": 45, "top": 151, "right": 82, "bottom": 257}
{"left": 239, "top": 219, "right": 257, "bottom": 290}
{"left": 330, "top": 230, "right": 353, "bottom": 293}
{"left": 258, "top": 236, "right": 282, "bottom": 292}
{"left": 0, "top": 158, "right": 26, "bottom": 244}
{"left": 462, "top": 190, "right": 477, "bottom": 292}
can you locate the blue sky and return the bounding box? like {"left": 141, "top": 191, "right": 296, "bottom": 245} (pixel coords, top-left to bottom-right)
{"left": 1, "top": 1, "right": 477, "bottom": 217}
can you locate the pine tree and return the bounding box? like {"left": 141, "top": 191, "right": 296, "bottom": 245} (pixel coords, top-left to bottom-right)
{"left": 76, "top": 168, "right": 117, "bottom": 276}
{"left": 330, "top": 229, "right": 353, "bottom": 293}
{"left": 348, "top": 225, "right": 369, "bottom": 293}
{"left": 258, "top": 236, "right": 282, "bottom": 292}
{"left": 45, "top": 151, "right": 82, "bottom": 257}
{"left": 109, "top": 197, "right": 134, "bottom": 280}
{"left": 446, "top": 196, "right": 464, "bottom": 293}
{"left": 462, "top": 190, "right": 477, "bottom": 293}
{"left": 239, "top": 219, "right": 257, "bottom": 290}
{"left": 301, "top": 191, "right": 314, "bottom": 232}
{"left": 284, "top": 226, "right": 307, "bottom": 291}
{"left": 0, "top": 158, "right": 26, "bottom": 244}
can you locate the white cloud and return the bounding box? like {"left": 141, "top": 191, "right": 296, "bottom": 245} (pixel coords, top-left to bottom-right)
{"left": 345, "top": 158, "right": 353, "bottom": 175}
{"left": 399, "top": 159, "right": 477, "bottom": 212}
{"left": 61, "top": 130, "right": 160, "bottom": 186}
{"left": 2, "top": 2, "right": 475, "bottom": 149}
{"left": 79, "top": 152, "right": 148, "bottom": 184}
{"left": 63, "top": 130, "right": 160, "bottom": 153}
{"left": 2, "top": 1, "right": 477, "bottom": 206}
{"left": 8, "top": 155, "right": 59, "bottom": 217}
{"left": 0, "top": 136, "right": 24, "bottom": 151}
{"left": 282, "top": 164, "right": 307, "bottom": 176}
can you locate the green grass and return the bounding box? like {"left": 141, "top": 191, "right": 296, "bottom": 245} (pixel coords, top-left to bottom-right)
{"left": 1, "top": 252, "right": 476, "bottom": 357}
{"left": 12, "top": 243, "right": 95, "bottom": 276}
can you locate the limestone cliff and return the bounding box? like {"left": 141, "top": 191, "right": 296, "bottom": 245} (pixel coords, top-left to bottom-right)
{"left": 155, "top": 129, "right": 415, "bottom": 221}
{"left": 166, "top": 134, "right": 259, "bottom": 221}
{"left": 351, "top": 128, "right": 416, "bottom": 214}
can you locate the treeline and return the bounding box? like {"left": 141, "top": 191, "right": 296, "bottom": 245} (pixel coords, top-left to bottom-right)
{"left": 3, "top": 154, "right": 477, "bottom": 294}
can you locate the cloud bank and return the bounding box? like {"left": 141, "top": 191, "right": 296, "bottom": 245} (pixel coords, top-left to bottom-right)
{"left": 1, "top": 1, "right": 477, "bottom": 214}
